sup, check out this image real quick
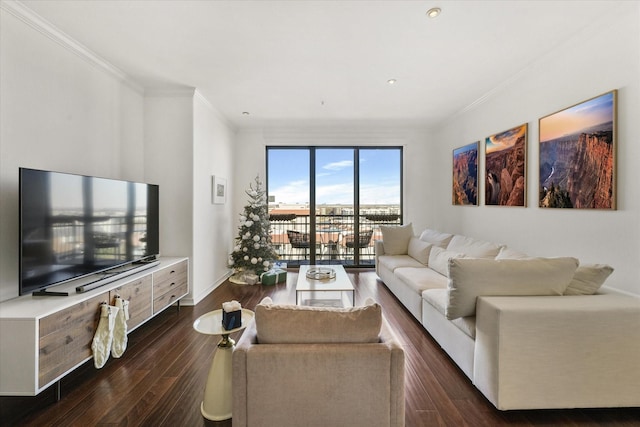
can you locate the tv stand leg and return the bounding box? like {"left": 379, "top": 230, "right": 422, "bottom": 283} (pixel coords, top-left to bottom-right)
{"left": 55, "top": 380, "right": 61, "bottom": 402}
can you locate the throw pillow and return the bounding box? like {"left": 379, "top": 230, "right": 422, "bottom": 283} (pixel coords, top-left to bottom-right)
{"left": 446, "top": 257, "right": 579, "bottom": 319}
{"left": 380, "top": 223, "right": 414, "bottom": 255}
{"left": 496, "top": 246, "right": 530, "bottom": 260}
{"left": 419, "top": 229, "right": 454, "bottom": 248}
{"left": 428, "top": 246, "right": 465, "bottom": 277}
{"left": 255, "top": 297, "right": 382, "bottom": 344}
{"left": 564, "top": 264, "right": 614, "bottom": 295}
{"left": 407, "top": 237, "right": 432, "bottom": 265}
{"left": 446, "top": 235, "right": 503, "bottom": 258}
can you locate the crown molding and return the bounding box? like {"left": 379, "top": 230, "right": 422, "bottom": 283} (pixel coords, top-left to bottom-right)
{"left": 1, "top": 0, "right": 144, "bottom": 94}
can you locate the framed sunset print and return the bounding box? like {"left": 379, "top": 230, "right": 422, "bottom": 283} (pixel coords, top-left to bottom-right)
{"left": 452, "top": 142, "right": 478, "bottom": 206}
{"left": 485, "top": 123, "right": 527, "bottom": 207}
{"left": 539, "top": 90, "right": 617, "bottom": 209}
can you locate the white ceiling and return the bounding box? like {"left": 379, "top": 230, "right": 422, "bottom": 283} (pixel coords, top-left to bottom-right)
{"left": 18, "top": 0, "right": 625, "bottom": 129}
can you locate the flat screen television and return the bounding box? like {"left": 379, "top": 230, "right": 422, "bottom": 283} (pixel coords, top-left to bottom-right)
{"left": 19, "top": 167, "right": 159, "bottom": 296}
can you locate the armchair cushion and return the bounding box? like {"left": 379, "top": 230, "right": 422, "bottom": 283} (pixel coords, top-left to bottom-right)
{"left": 255, "top": 297, "right": 382, "bottom": 344}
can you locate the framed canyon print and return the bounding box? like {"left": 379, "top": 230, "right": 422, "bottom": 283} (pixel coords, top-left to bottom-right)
{"left": 485, "top": 123, "right": 527, "bottom": 206}
{"left": 539, "top": 90, "right": 617, "bottom": 209}
{"left": 452, "top": 142, "right": 478, "bottom": 206}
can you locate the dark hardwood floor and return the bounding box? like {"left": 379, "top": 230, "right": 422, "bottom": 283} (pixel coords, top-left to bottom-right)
{"left": 1, "top": 269, "right": 638, "bottom": 426}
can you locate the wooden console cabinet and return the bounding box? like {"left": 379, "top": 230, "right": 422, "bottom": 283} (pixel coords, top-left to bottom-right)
{"left": 0, "top": 257, "right": 188, "bottom": 396}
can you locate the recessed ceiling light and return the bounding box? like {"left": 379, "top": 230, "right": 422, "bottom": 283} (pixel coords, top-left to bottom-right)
{"left": 242, "top": 111, "right": 250, "bottom": 116}
{"left": 387, "top": 79, "right": 397, "bottom": 85}
{"left": 426, "top": 7, "right": 441, "bottom": 18}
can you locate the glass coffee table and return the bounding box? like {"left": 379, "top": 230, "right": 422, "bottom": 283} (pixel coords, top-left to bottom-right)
{"left": 296, "top": 264, "right": 354, "bottom": 307}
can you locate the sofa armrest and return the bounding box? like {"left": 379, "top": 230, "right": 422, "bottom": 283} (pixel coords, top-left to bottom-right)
{"left": 474, "top": 294, "right": 640, "bottom": 410}
{"left": 374, "top": 240, "right": 385, "bottom": 275}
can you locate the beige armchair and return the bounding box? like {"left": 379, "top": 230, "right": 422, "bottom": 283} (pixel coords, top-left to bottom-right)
{"left": 232, "top": 298, "right": 405, "bottom": 427}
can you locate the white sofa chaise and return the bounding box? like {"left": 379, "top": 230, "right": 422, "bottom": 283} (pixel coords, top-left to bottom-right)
{"left": 375, "top": 224, "right": 640, "bottom": 410}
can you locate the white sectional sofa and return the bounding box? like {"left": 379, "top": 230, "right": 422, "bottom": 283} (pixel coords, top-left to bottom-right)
{"left": 375, "top": 224, "right": 640, "bottom": 410}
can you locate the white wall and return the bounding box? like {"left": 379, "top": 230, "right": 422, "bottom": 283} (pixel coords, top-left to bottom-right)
{"left": 191, "top": 93, "right": 236, "bottom": 304}
{"left": 430, "top": 2, "right": 640, "bottom": 295}
{"left": 0, "top": 7, "right": 145, "bottom": 302}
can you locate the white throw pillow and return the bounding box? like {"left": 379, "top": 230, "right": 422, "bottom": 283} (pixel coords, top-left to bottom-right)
{"left": 407, "top": 237, "right": 432, "bottom": 265}
{"left": 419, "top": 229, "right": 454, "bottom": 248}
{"left": 446, "top": 235, "right": 503, "bottom": 258}
{"left": 380, "top": 223, "right": 414, "bottom": 255}
{"left": 446, "top": 257, "right": 579, "bottom": 319}
{"left": 428, "top": 246, "right": 465, "bottom": 277}
{"left": 564, "top": 264, "right": 614, "bottom": 295}
{"left": 495, "top": 246, "right": 530, "bottom": 260}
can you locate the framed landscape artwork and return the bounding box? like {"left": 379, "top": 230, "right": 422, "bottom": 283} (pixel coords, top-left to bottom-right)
{"left": 452, "top": 142, "right": 478, "bottom": 206}
{"left": 539, "top": 90, "right": 617, "bottom": 209}
{"left": 485, "top": 123, "right": 527, "bottom": 207}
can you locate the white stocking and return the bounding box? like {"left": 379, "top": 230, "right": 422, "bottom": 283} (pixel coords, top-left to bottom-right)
{"left": 111, "top": 296, "right": 129, "bottom": 358}
{"left": 91, "top": 303, "right": 119, "bottom": 369}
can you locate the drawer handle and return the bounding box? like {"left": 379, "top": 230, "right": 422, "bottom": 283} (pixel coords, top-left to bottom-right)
{"left": 170, "top": 282, "right": 176, "bottom": 287}
{"left": 170, "top": 270, "right": 176, "bottom": 274}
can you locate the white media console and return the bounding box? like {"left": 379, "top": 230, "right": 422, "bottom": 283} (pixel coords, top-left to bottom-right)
{"left": 0, "top": 257, "right": 188, "bottom": 396}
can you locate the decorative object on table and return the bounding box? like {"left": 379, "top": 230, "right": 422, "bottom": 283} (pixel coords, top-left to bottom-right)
{"left": 212, "top": 175, "right": 227, "bottom": 204}
{"left": 222, "top": 300, "right": 242, "bottom": 330}
{"left": 539, "top": 90, "right": 617, "bottom": 209}
{"left": 485, "top": 123, "right": 527, "bottom": 206}
{"left": 305, "top": 267, "right": 336, "bottom": 280}
{"left": 260, "top": 268, "right": 287, "bottom": 285}
{"left": 228, "top": 175, "right": 279, "bottom": 284}
{"left": 452, "top": 142, "right": 478, "bottom": 206}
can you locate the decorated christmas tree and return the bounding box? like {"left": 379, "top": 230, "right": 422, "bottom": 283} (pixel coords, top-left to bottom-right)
{"left": 229, "top": 175, "right": 278, "bottom": 282}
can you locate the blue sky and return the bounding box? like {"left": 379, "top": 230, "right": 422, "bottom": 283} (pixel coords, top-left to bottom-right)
{"left": 268, "top": 148, "right": 401, "bottom": 205}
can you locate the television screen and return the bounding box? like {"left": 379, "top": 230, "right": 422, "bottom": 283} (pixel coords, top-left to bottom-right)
{"left": 19, "top": 168, "right": 159, "bottom": 295}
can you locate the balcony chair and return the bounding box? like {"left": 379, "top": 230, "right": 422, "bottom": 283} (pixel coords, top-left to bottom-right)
{"left": 286, "top": 230, "right": 310, "bottom": 260}
{"left": 344, "top": 229, "right": 374, "bottom": 257}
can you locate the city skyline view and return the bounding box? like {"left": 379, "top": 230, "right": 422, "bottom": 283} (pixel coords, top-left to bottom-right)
{"left": 267, "top": 148, "right": 401, "bottom": 206}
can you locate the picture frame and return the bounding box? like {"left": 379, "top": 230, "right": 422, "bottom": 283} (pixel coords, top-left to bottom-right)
{"left": 212, "top": 175, "right": 227, "bottom": 204}
{"left": 452, "top": 142, "right": 478, "bottom": 206}
{"left": 539, "top": 90, "right": 617, "bottom": 209}
{"left": 485, "top": 123, "right": 527, "bottom": 207}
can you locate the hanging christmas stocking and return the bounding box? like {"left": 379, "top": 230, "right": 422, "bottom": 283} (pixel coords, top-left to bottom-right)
{"left": 111, "top": 295, "right": 129, "bottom": 358}
{"left": 91, "top": 303, "right": 119, "bottom": 369}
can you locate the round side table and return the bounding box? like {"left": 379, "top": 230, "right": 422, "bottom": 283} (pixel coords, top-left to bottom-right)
{"left": 193, "top": 308, "right": 255, "bottom": 421}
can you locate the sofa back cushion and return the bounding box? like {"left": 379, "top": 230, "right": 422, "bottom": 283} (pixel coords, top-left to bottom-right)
{"left": 419, "top": 229, "right": 454, "bottom": 248}
{"left": 446, "top": 235, "right": 503, "bottom": 258}
{"left": 446, "top": 257, "right": 579, "bottom": 319}
{"left": 564, "top": 264, "right": 614, "bottom": 295}
{"left": 428, "top": 246, "right": 466, "bottom": 277}
{"left": 255, "top": 297, "right": 382, "bottom": 344}
{"left": 407, "top": 237, "right": 432, "bottom": 265}
{"left": 380, "top": 223, "right": 413, "bottom": 255}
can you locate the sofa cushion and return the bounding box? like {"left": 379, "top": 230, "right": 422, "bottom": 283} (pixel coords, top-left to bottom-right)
{"left": 564, "top": 264, "right": 614, "bottom": 295}
{"left": 422, "top": 289, "right": 476, "bottom": 339}
{"left": 496, "top": 246, "right": 530, "bottom": 260}
{"left": 407, "top": 237, "right": 432, "bottom": 265}
{"left": 394, "top": 267, "right": 448, "bottom": 293}
{"left": 446, "top": 257, "right": 579, "bottom": 319}
{"left": 419, "top": 229, "right": 454, "bottom": 248}
{"left": 380, "top": 223, "right": 414, "bottom": 255}
{"left": 428, "top": 246, "right": 466, "bottom": 277}
{"left": 378, "top": 254, "right": 425, "bottom": 272}
{"left": 255, "top": 297, "right": 382, "bottom": 344}
{"left": 446, "top": 235, "right": 503, "bottom": 258}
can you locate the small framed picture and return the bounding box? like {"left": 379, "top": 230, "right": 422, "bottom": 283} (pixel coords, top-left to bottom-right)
{"left": 212, "top": 175, "right": 227, "bottom": 204}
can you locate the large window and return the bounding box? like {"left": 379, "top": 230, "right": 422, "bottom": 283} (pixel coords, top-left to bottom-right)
{"left": 267, "top": 146, "right": 402, "bottom": 267}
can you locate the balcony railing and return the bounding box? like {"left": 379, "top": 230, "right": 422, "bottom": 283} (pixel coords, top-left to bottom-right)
{"left": 268, "top": 213, "right": 401, "bottom": 267}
